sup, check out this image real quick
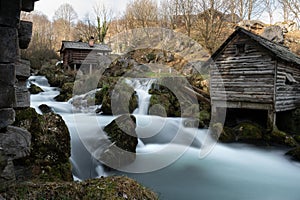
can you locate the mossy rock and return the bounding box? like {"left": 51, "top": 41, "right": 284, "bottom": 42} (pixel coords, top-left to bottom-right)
{"left": 269, "top": 129, "right": 298, "bottom": 147}
{"left": 28, "top": 84, "right": 43, "bottom": 94}
{"left": 1, "top": 176, "right": 158, "bottom": 200}
{"left": 54, "top": 82, "right": 74, "bottom": 102}
{"left": 294, "top": 135, "right": 300, "bottom": 143}
{"left": 233, "top": 122, "right": 263, "bottom": 143}
{"left": 211, "top": 123, "right": 235, "bottom": 143}
{"left": 102, "top": 115, "right": 138, "bottom": 168}
{"left": 99, "top": 82, "right": 138, "bottom": 115}
{"left": 38, "top": 65, "right": 75, "bottom": 88}
{"left": 286, "top": 147, "right": 300, "bottom": 162}
{"left": 13, "top": 108, "right": 72, "bottom": 182}
{"left": 38, "top": 104, "right": 52, "bottom": 114}
{"left": 149, "top": 84, "right": 181, "bottom": 117}
{"left": 199, "top": 110, "right": 211, "bottom": 128}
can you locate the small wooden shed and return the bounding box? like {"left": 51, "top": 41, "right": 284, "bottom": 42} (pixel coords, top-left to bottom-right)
{"left": 60, "top": 40, "right": 112, "bottom": 70}
{"left": 209, "top": 27, "right": 300, "bottom": 129}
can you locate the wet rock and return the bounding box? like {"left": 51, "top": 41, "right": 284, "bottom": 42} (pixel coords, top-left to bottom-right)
{"left": 261, "top": 25, "right": 284, "bottom": 44}
{"left": 38, "top": 104, "right": 52, "bottom": 114}
{"left": 234, "top": 122, "right": 263, "bottom": 143}
{"left": 99, "top": 82, "right": 138, "bottom": 115}
{"left": 149, "top": 84, "right": 180, "bottom": 117}
{"left": 28, "top": 83, "right": 43, "bottom": 94}
{"left": 101, "top": 115, "right": 138, "bottom": 168}
{"left": 38, "top": 64, "right": 75, "bottom": 88}
{"left": 211, "top": 123, "right": 236, "bottom": 143}
{"left": 286, "top": 147, "right": 300, "bottom": 162}
{"left": 54, "top": 82, "right": 74, "bottom": 102}
{"left": 268, "top": 129, "right": 298, "bottom": 147}
{"left": 13, "top": 108, "right": 72, "bottom": 181}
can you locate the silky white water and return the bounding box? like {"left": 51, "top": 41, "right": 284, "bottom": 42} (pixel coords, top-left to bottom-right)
{"left": 30, "top": 76, "right": 300, "bottom": 200}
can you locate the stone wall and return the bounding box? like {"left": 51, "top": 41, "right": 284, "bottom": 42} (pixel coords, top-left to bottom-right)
{"left": 0, "top": 0, "right": 38, "bottom": 191}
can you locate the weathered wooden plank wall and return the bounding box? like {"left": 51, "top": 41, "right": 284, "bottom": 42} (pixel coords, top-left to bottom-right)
{"left": 275, "top": 62, "right": 300, "bottom": 111}
{"left": 210, "top": 34, "right": 276, "bottom": 107}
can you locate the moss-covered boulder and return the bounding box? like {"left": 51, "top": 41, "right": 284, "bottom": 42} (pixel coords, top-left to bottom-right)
{"left": 267, "top": 128, "right": 298, "bottom": 147}
{"left": 101, "top": 115, "right": 138, "bottom": 169}
{"left": 149, "top": 83, "right": 181, "bottom": 117}
{"left": 54, "top": 82, "right": 74, "bottom": 102}
{"left": 1, "top": 176, "right": 158, "bottom": 200}
{"left": 38, "top": 64, "right": 75, "bottom": 88}
{"left": 28, "top": 84, "right": 43, "bottom": 94}
{"left": 38, "top": 104, "right": 52, "bottom": 114}
{"left": 286, "top": 147, "right": 300, "bottom": 162}
{"left": 211, "top": 123, "right": 236, "bottom": 143}
{"left": 98, "top": 82, "right": 138, "bottom": 115}
{"left": 233, "top": 122, "right": 263, "bottom": 143}
{"left": 13, "top": 107, "right": 72, "bottom": 182}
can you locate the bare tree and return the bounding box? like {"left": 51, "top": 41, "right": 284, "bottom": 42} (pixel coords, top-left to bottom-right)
{"left": 53, "top": 3, "right": 78, "bottom": 41}
{"left": 74, "top": 14, "right": 97, "bottom": 42}
{"left": 124, "top": 0, "right": 158, "bottom": 29}
{"left": 285, "top": 0, "right": 300, "bottom": 24}
{"left": 278, "top": 0, "right": 290, "bottom": 21}
{"left": 264, "top": 0, "right": 277, "bottom": 24}
{"left": 179, "top": 0, "right": 196, "bottom": 36}
{"left": 93, "top": 2, "right": 113, "bottom": 43}
{"left": 159, "top": 0, "right": 180, "bottom": 29}
{"left": 194, "top": 0, "right": 231, "bottom": 53}
{"left": 232, "top": 0, "right": 264, "bottom": 20}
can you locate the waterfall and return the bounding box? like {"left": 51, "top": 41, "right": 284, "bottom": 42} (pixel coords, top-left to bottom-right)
{"left": 125, "top": 78, "right": 156, "bottom": 115}
{"left": 29, "top": 76, "right": 300, "bottom": 200}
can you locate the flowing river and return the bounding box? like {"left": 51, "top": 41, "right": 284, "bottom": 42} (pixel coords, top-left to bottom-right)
{"left": 29, "top": 76, "right": 300, "bottom": 200}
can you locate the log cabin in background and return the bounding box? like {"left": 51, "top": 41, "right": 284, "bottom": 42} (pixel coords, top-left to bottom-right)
{"left": 60, "top": 37, "right": 112, "bottom": 73}
{"left": 209, "top": 27, "right": 300, "bottom": 130}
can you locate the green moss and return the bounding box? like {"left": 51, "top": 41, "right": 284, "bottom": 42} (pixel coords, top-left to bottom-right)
{"left": 294, "top": 135, "right": 300, "bottom": 143}
{"left": 99, "top": 82, "right": 138, "bottom": 115}
{"left": 1, "top": 176, "right": 158, "bottom": 200}
{"left": 13, "top": 108, "right": 72, "bottom": 182}
{"left": 54, "top": 82, "right": 74, "bottom": 102}
{"left": 28, "top": 84, "right": 44, "bottom": 94}
{"left": 269, "top": 128, "right": 298, "bottom": 147}
{"left": 233, "top": 122, "right": 263, "bottom": 143}
{"left": 211, "top": 123, "right": 235, "bottom": 143}
{"left": 286, "top": 147, "right": 300, "bottom": 162}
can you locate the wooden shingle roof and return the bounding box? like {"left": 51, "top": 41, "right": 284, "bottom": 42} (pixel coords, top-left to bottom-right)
{"left": 60, "top": 41, "right": 112, "bottom": 52}
{"left": 210, "top": 27, "right": 300, "bottom": 66}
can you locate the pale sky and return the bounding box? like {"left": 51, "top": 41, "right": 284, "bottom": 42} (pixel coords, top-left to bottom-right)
{"left": 34, "top": 0, "right": 282, "bottom": 24}
{"left": 34, "top": 0, "right": 129, "bottom": 20}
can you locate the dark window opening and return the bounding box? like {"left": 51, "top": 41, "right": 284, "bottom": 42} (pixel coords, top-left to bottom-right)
{"left": 224, "top": 108, "right": 268, "bottom": 128}
{"left": 236, "top": 44, "right": 246, "bottom": 55}
{"left": 285, "top": 72, "right": 297, "bottom": 85}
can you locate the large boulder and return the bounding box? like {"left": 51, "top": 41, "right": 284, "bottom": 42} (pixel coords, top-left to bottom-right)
{"left": 261, "top": 25, "right": 284, "bottom": 44}
{"left": 286, "top": 147, "right": 300, "bottom": 162}
{"left": 28, "top": 83, "right": 43, "bottom": 94}
{"left": 13, "top": 108, "right": 72, "bottom": 182}
{"left": 101, "top": 115, "right": 138, "bottom": 169}
{"left": 54, "top": 82, "right": 74, "bottom": 102}
{"left": 98, "top": 82, "right": 138, "bottom": 115}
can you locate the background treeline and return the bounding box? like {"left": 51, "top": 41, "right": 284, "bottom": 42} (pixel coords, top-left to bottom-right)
{"left": 21, "top": 0, "right": 300, "bottom": 68}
